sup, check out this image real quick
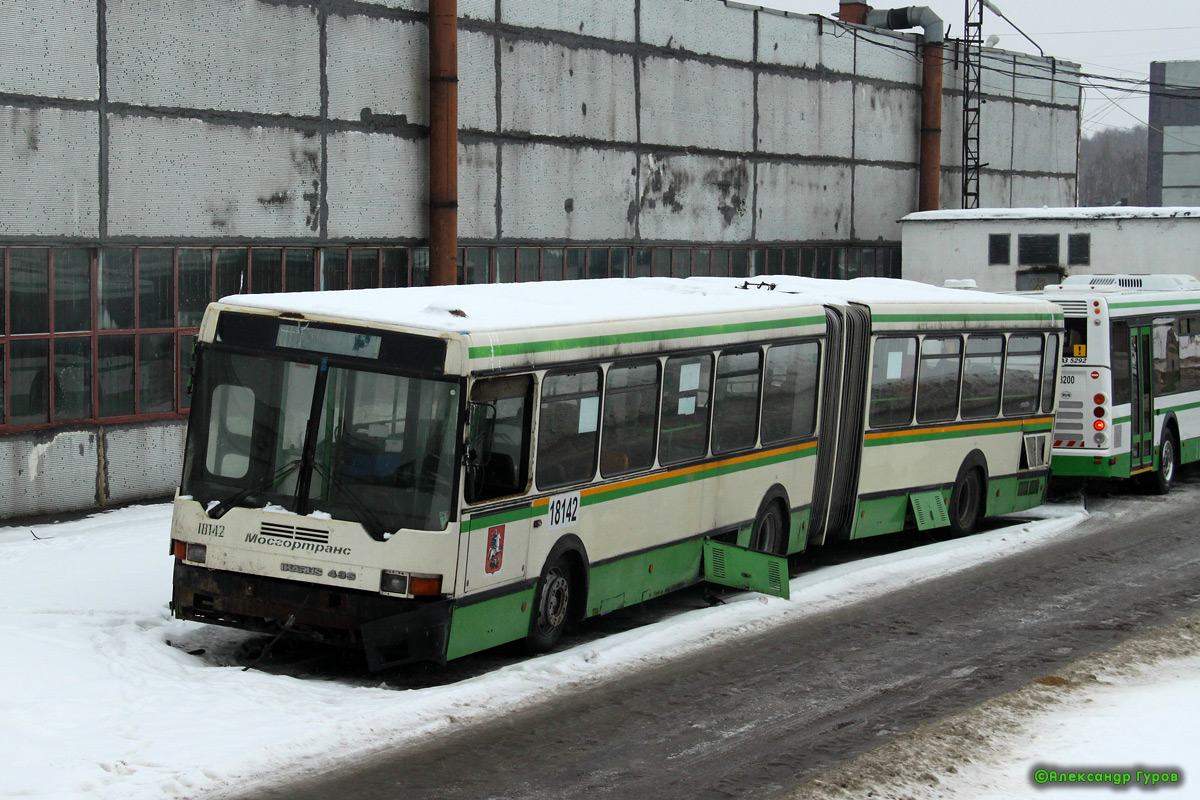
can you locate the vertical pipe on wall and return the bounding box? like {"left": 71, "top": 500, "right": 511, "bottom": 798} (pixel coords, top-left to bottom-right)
{"left": 837, "top": 2, "right": 869, "bottom": 25}
{"left": 428, "top": 0, "right": 459, "bottom": 286}
{"left": 920, "top": 42, "right": 944, "bottom": 211}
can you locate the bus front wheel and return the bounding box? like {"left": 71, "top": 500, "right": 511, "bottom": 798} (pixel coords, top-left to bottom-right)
{"left": 1150, "top": 430, "right": 1179, "bottom": 495}
{"left": 948, "top": 468, "right": 984, "bottom": 537}
{"left": 527, "top": 554, "right": 572, "bottom": 654}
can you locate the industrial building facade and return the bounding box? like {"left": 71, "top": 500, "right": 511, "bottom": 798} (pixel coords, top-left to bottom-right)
{"left": 0, "top": 0, "right": 1080, "bottom": 518}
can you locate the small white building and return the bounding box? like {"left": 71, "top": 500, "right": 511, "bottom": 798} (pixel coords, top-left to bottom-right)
{"left": 900, "top": 208, "right": 1200, "bottom": 292}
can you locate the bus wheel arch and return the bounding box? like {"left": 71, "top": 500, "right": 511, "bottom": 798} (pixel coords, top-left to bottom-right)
{"left": 948, "top": 452, "right": 988, "bottom": 538}
{"left": 526, "top": 536, "right": 588, "bottom": 654}
{"left": 750, "top": 486, "right": 791, "bottom": 556}
{"left": 1150, "top": 417, "right": 1180, "bottom": 495}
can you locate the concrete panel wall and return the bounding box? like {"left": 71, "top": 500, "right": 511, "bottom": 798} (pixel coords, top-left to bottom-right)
{"left": 501, "top": 40, "right": 636, "bottom": 142}
{"left": 460, "top": 142, "right": 498, "bottom": 239}
{"left": 854, "top": 30, "right": 922, "bottom": 84}
{"left": 759, "top": 13, "right": 854, "bottom": 74}
{"left": 328, "top": 15, "right": 427, "bottom": 125}
{"left": 502, "top": 0, "right": 637, "bottom": 42}
{"left": 501, "top": 143, "right": 636, "bottom": 240}
{"left": 854, "top": 165, "right": 917, "bottom": 240}
{"left": 641, "top": 57, "right": 753, "bottom": 152}
{"left": 326, "top": 132, "right": 426, "bottom": 239}
{"left": 757, "top": 75, "right": 853, "bottom": 159}
{"left": 1010, "top": 175, "right": 1075, "bottom": 208}
{"left": 638, "top": 154, "right": 752, "bottom": 242}
{"left": 1012, "top": 105, "right": 1077, "bottom": 174}
{"left": 460, "top": 29, "right": 498, "bottom": 132}
{"left": 372, "top": 0, "right": 495, "bottom": 19}
{"left": 0, "top": 107, "right": 99, "bottom": 238}
{"left": 756, "top": 161, "right": 853, "bottom": 241}
{"left": 105, "top": 422, "right": 185, "bottom": 504}
{"left": 108, "top": 116, "right": 321, "bottom": 238}
{"left": 0, "top": 0, "right": 95, "bottom": 99}
{"left": 107, "top": 0, "right": 320, "bottom": 116}
{"left": 980, "top": 99, "right": 1015, "bottom": 173}
{"left": 852, "top": 84, "right": 919, "bottom": 164}
{"left": 0, "top": 430, "right": 99, "bottom": 518}
{"left": 641, "top": 0, "right": 753, "bottom": 61}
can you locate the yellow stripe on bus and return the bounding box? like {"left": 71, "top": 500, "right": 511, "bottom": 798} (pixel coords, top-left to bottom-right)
{"left": 531, "top": 440, "right": 820, "bottom": 507}
{"left": 863, "top": 416, "right": 1054, "bottom": 441}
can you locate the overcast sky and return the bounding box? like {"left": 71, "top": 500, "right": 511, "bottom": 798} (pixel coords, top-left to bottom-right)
{"left": 755, "top": 0, "right": 1200, "bottom": 137}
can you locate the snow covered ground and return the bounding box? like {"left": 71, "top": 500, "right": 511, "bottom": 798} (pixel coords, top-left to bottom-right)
{"left": 0, "top": 499, "right": 1190, "bottom": 800}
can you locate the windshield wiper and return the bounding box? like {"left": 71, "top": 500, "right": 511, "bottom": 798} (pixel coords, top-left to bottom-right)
{"left": 308, "top": 460, "right": 389, "bottom": 540}
{"left": 206, "top": 459, "right": 302, "bottom": 519}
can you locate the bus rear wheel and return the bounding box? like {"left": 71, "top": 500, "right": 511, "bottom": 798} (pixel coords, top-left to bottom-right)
{"left": 526, "top": 554, "right": 572, "bottom": 654}
{"left": 948, "top": 468, "right": 984, "bottom": 537}
{"left": 1150, "top": 430, "right": 1179, "bottom": 495}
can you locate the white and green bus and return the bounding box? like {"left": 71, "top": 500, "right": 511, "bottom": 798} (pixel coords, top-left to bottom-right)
{"left": 1033, "top": 274, "right": 1200, "bottom": 493}
{"left": 170, "top": 277, "right": 1062, "bottom": 668}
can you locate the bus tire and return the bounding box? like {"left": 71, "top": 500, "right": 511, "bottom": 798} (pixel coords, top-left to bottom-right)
{"left": 750, "top": 499, "right": 788, "bottom": 555}
{"left": 948, "top": 467, "right": 984, "bottom": 538}
{"left": 526, "top": 553, "right": 573, "bottom": 654}
{"left": 1151, "top": 429, "right": 1179, "bottom": 495}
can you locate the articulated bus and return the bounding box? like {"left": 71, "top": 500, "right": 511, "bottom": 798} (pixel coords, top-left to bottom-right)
{"left": 1032, "top": 274, "right": 1200, "bottom": 493}
{"left": 169, "top": 277, "right": 1062, "bottom": 668}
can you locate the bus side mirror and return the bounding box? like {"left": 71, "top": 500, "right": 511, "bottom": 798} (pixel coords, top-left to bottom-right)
{"left": 465, "top": 402, "right": 497, "bottom": 467}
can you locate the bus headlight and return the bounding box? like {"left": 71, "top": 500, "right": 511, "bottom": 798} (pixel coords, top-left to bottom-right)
{"left": 380, "top": 570, "right": 409, "bottom": 595}
{"left": 186, "top": 542, "right": 207, "bottom": 564}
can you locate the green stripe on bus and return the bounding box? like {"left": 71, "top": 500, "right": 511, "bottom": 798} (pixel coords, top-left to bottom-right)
{"left": 1114, "top": 415, "right": 1132, "bottom": 425}
{"left": 872, "top": 312, "right": 1061, "bottom": 324}
{"left": 463, "top": 504, "right": 535, "bottom": 532}
{"left": 581, "top": 445, "right": 818, "bottom": 506}
{"left": 467, "top": 315, "right": 826, "bottom": 359}
{"left": 1051, "top": 452, "right": 1131, "bottom": 479}
{"left": 1109, "top": 298, "right": 1200, "bottom": 310}
{"left": 1155, "top": 398, "right": 1200, "bottom": 415}
{"left": 865, "top": 422, "right": 1039, "bottom": 446}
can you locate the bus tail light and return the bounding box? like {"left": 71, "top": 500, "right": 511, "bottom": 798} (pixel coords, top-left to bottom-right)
{"left": 173, "top": 540, "right": 187, "bottom": 560}
{"left": 409, "top": 575, "right": 443, "bottom": 596}
{"left": 1094, "top": 406, "right": 1106, "bottom": 418}
{"left": 1093, "top": 394, "right": 1106, "bottom": 404}
{"left": 1094, "top": 420, "right": 1107, "bottom": 431}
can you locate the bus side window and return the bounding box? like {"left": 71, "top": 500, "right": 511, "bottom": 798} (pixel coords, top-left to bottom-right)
{"left": 1153, "top": 317, "right": 1181, "bottom": 395}
{"left": 466, "top": 374, "right": 533, "bottom": 504}
{"left": 869, "top": 337, "right": 917, "bottom": 428}
{"left": 1040, "top": 333, "right": 1059, "bottom": 413}
{"left": 712, "top": 349, "right": 763, "bottom": 454}
{"left": 915, "top": 336, "right": 962, "bottom": 424}
{"left": 660, "top": 355, "right": 713, "bottom": 465}
{"left": 761, "top": 341, "right": 820, "bottom": 444}
{"left": 601, "top": 362, "right": 659, "bottom": 477}
{"left": 1003, "top": 335, "right": 1044, "bottom": 416}
{"left": 1179, "top": 316, "right": 1200, "bottom": 394}
{"left": 1110, "top": 322, "right": 1131, "bottom": 405}
{"left": 961, "top": 335, "right": 1004, "bottom": 419}
{"left": 536, "top": 369, "right": 601, "bottom": 490}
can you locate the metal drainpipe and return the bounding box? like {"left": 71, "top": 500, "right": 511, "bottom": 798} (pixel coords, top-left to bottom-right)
{"left": 864, "top": 7, "right": 945, "bottom": 211}
{"left": 428, "top": 0, "right": 458, "bottom": 285}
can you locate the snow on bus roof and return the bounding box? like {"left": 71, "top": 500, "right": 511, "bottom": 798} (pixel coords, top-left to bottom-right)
{"left": 902, "top": 207, "right": 1200, "bottom": 223}
{"left": 219, "top": 276, "right": 1050, "bottom": 335}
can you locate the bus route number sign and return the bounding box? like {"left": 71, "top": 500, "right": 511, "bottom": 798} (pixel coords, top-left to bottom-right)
{"left": 547, "top": 492, "right": 581, "bottom": 529}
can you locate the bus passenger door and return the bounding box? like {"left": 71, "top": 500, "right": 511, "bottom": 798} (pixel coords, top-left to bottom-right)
{"left": 1130, "top": 326, "right": 1154, "bottom": 472}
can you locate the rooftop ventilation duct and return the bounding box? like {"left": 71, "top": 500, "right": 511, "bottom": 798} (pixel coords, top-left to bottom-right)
{"left": 852, "top": 6, "right": 945, "bottom": 211}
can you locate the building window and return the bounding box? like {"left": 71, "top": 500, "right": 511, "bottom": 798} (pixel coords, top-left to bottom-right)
{"left": 1068, "top": 233, "right": 1091, "bottom": 266}
{"left": 988, "top": 234, "right": 1011, "bottom": 265}
{"left": 1017, "top": 234, "right": 1059, "bottom": 265}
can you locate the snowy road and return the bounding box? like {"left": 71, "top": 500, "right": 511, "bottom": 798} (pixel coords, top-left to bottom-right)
{"left": 2, "top": 479, "right": 1198, "bottom": 800}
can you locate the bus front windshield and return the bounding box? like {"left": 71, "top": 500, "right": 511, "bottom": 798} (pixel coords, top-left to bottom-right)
{"left": 181, "top": 349, "right": 459, "bottom": 537}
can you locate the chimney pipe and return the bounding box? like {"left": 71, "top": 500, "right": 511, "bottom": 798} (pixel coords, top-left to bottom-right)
{"left": 838, "top": 2, "right": 870, "bottom": 25}
{"left": 428, "top": 0, "right": 458, "bottom": 285}
{"left": 864, "top": 6, "right": 944, "bottom": 211}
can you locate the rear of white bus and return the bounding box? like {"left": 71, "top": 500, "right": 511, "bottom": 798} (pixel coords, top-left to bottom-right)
{"left": 1050, "top": 296, "right": 1123, "bottom": 478}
